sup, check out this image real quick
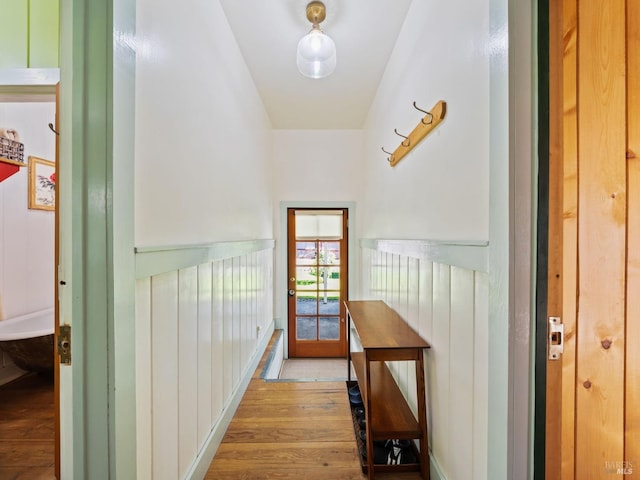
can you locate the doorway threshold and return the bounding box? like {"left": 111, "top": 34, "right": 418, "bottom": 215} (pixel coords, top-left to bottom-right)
{"left": 260, "top": 330, "right": 353, "bottom": 382}
{"left": 277, "top": 358, "right": 350, "bottom": 382}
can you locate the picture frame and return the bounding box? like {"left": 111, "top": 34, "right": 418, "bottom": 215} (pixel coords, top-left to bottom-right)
{"left": 28, "top": 156, "right": 56, "bottom": 211}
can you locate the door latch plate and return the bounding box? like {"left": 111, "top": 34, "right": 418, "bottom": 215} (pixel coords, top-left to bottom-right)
{"left": 548, "top": 316, "right": 564, "bottom": 360}
{"left": 58, "top": 324, "right": 71, "bottom": 365}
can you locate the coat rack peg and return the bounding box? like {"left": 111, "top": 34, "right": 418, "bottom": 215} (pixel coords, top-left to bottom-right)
{"left": 386, "top": 100, "right": 447, "bottom": 168}
{"left": 413, "top": 101, "right": 433, "bottom": 125}
{"left": 381, "top": 146, "right": 394, "bottom": 162}
{"left": 394, "top": 128, "right": 410, "bottom": 147}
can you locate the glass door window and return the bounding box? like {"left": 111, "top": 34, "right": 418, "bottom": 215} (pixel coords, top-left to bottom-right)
{"left": 287, "top": 209, "right": 348, "bottom": 357}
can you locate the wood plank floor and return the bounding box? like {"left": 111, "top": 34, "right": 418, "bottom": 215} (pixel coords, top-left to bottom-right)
{"left": 0, "top": 372, "right": 55, "bottom": 480}
{"left": 205, "top": 334, "right": 422, "bottom": 480}
{"left": 0, "top": 337, "right": 423, "bottom": 480}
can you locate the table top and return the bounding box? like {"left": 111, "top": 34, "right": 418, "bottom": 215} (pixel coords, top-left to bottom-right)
{"left": 344, "top": 300, "right": 430, "bottom": 350}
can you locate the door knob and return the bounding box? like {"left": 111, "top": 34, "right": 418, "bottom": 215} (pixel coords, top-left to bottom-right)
{"left": 288, "top": 289, "right": 295, "bottom": 297}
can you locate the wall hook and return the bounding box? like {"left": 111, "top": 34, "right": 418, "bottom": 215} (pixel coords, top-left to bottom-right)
{"left": 386, "top": 100, "right": 446, "bottom": 168}
{"left": 381, "top": 146, "right": 394, "bottom": 162}
{"left": 48, "top": 123, "right": 59, "bottom": 136}
{"left": 413, "top": 101, "right": 433, "bottom": 125}
{"left": 394, "top": 128, "right": 410, "bottom": 147}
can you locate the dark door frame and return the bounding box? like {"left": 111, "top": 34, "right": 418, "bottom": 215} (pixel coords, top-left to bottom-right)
{"left": 534, "top": 0, "right": 550, "bottom": 477}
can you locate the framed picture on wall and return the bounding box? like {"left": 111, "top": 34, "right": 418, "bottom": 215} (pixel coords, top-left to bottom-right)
{"left": 28, "top": 156, "right": 56, "bottom": 211}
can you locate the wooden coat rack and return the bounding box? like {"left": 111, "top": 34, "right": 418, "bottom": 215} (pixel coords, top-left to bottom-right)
{"left": 383, "top": 100, "right": 447, "bottom": 167}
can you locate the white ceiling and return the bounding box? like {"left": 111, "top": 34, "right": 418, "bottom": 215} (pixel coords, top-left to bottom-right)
{"left": 219, "top": 0, "right": 412, "bottom": 129}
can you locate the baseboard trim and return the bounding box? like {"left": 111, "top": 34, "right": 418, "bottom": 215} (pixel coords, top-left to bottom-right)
{"left": 185, "top": 320, "right": 275, "bottom": 480}
{"left": 429, "top": 452, "right": 446, "bottom": 480}
{"left": 260, "top": 329, "right": 284, "bottom": 380}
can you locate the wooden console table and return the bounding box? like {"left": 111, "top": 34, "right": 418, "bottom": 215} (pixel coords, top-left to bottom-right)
{"left": 345, "top": 300, "right": 431, "bottom": 479}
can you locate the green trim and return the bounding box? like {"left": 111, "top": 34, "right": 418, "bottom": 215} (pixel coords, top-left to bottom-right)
{"left": 135, "top": 239, "right": 275, "bottom": 278}
{"left": 488, "top": 0, "right": 511, "bottom": 477}
{"left": 360, "top": 239, "right": 489, "bottom": 273}
{"left": 61, "top": 0, "right": 138, "bottom": 477}
{"left": 70, "top": 0, "right": 113, "bottom": 475}
{"left": 111, "top": 0, "right": 137, "bottom": 476}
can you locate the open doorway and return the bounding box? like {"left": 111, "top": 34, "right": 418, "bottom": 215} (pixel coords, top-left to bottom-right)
{"left": 286, "top": 208, "right": 348, "bottom": 358}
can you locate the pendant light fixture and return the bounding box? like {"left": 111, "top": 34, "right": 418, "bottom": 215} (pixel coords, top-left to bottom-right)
{"left": 296, "top": 1, "right": 337, "bottom": 79}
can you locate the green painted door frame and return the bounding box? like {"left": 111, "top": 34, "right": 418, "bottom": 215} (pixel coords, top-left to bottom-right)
{"left": 59, "top": 0, "right": 136, "bottom": 477}
{"left": 488, "top": 0, "right": 537, "bottom": 478}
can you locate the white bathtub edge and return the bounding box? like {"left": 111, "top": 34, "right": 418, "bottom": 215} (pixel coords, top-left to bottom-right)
{"left": 0, "top": 308, "right": 55, "bottom": 341}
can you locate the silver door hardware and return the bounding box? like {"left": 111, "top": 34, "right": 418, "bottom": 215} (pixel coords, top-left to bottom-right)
{"left": 548, "top": 316, "right": 564, "bottom": 360}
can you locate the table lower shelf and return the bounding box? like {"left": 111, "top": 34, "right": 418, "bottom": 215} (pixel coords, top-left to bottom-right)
{"left": 350, "top": 352, "right": 422, "bottom": 438}
{"left": 347, "top": 380, "right": 421, "bottom": 474}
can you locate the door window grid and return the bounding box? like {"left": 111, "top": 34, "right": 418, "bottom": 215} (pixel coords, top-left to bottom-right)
{"left": 295, "top": 240, "right": 341, "bottom": 341}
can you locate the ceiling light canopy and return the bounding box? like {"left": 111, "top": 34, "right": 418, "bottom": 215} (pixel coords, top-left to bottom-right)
{"left": 296, "top": 1, "right": 336, "bottom": 79}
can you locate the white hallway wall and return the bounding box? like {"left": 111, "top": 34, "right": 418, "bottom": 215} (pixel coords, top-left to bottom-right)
{"left": 134, "top": 0, "right": 276, "bottom": 477}
{"left": 357, "top": 0, "right": 526, "bottom": 479}
{"left": 135, "top": 0, "right": 273, "bottom": 247}
{"left": 272, "top": 129, "right": 364, "bottom": 328}
{"left": 361, "top": 0, "right": 490, "bottom": 241}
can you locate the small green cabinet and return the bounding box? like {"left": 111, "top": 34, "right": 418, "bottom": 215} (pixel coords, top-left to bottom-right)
{"left": 29, "top": 0, "right": 60, "bottom": 67}
{"left": 0, "top": 0, "right": 59, "bottom": 69}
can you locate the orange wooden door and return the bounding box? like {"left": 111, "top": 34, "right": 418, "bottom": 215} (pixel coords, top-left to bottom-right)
{"left": 545, "top": 0, "right": 639, "bottom": 478}
{"left": 627, "top": 0, "right": 640, "bottom": 473}
{"left": 53, "top": 82, "right": 61, "bottom": 480}
{"left": 287, "top": 208, "right": 348, "bottom": 358}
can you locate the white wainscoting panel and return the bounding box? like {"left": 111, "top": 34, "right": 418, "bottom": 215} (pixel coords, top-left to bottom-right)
{"left": 135, "top": 277, "right": 152, "bottom": 480}
{"left": 150, "top": 270, "right": 180, "bottom": 479}
{"left": 360, "top": 239, "right": 488, "bottom": 480}
{"left": 135, "top": 241, "right": 274, "bottom": 479}
{"left": 197, "top": 263, "right": 213, "bottom": 448}
{"left": 178, "top": 266, "right": 199, "bottom": 475}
